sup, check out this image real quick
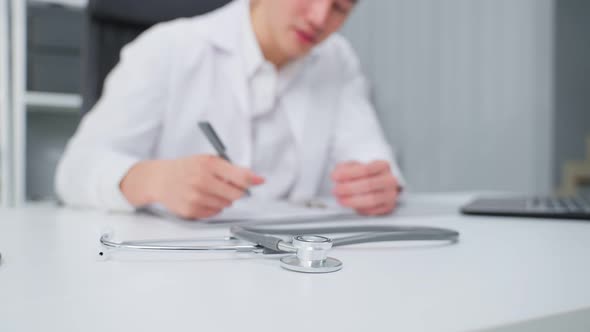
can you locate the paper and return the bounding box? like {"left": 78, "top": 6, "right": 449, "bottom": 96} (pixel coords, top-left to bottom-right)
{"left": 146, "top": 197, "right": 356, "bottom": 224}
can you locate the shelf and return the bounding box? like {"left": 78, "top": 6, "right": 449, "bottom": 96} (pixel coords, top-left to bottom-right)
{"left": 25, "top": 91, "right": 81, "bottom": 111}
{"left": 29, "top": 0, "right": 87, "bottom": 9}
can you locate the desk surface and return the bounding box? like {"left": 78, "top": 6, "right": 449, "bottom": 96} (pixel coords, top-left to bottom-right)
{"left": 1, "top": 193, "right": 590, "bottom": 332}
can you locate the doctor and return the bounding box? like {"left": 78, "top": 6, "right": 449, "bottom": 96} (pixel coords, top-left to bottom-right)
{"left": 56, "top": 0, "right": 404, "bottom": 219}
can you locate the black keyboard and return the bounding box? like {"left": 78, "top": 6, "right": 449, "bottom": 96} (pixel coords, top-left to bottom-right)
{"left": 461, "top": 196, "right": 590, "bottom": 220}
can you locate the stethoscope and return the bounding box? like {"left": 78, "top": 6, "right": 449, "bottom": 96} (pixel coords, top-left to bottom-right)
{"left": 100, "top": 224, "right": 460, "bottom": 273}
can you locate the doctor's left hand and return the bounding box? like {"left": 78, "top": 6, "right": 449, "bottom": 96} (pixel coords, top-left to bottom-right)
{"left": 331, "top": 160, "right": 401, "bottom": 216}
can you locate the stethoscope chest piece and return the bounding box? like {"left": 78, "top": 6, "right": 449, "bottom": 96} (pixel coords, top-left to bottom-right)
{"left": 280, "top": 235, "right": 343, "bottom": 273}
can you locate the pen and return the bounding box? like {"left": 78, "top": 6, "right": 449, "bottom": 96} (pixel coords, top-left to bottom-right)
{"left": 198, "top": 121, "right": 251, "bottom": 196}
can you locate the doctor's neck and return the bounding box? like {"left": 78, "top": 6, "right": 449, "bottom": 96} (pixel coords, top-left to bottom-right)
{"left": 250, "top": 2, "right": 295, "bottom": 69}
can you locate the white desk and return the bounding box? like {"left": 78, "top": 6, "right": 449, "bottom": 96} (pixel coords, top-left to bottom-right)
{"left": 1, "top": 193, "right": 590, "bottom": 331}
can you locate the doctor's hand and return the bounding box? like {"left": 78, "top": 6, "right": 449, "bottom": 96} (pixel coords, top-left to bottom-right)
{"left": 331, "top": 161, "right": 401, "bottom": 216}
{"left": 120, "top": 155, "right": 265, "bottom": 219}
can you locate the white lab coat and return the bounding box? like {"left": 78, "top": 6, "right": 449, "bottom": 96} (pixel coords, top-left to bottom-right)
{"left": 55, "top": 0, "right": 404, "bottom": 211}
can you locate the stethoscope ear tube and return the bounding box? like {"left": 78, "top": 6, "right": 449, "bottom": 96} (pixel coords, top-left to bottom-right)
{"left": 331, "top": 229, "right": 459, "bottom": 247}
{"left": 230, "top": 225, "right": 460, "bottom": 250}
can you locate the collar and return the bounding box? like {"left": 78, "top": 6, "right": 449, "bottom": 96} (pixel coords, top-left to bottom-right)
{"left": 241, "top": 0, "right": 265, "bottom": 79}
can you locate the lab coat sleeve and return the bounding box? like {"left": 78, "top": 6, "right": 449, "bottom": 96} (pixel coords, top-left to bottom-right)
{"left": 325, "top": 39, "right": 405, "bottom": 190}
{"left": 55, "top": 24, "right": 177, "bottom": 211}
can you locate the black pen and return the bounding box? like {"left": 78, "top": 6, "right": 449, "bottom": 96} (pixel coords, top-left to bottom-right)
{"left": 198, "top": 122, "right": 251, "bottom": 196}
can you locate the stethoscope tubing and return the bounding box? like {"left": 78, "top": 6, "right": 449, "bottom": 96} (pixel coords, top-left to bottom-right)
{"left": 100, "top": 225, "right": 460, "bottom": 254}
{"left": 99, "top": 234, "right": 263, "bottom": 253}
{"left": 230, "top": 224, "right": 460, "bottom": 251}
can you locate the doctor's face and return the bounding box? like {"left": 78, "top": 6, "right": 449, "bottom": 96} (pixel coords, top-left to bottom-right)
{"left": 262, "top": 0, "right": 356, "bottom": 59}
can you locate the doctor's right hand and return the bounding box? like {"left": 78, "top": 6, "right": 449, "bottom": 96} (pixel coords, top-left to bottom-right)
{"left": 120, "top": 155, "right": 265, "bottom": 219}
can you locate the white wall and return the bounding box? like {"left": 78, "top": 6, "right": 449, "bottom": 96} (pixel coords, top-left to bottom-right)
{"left": 341, "top": 0, "right": 554, "bottom": 194}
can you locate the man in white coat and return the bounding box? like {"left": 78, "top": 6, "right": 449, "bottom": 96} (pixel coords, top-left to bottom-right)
{"left": 56, "top": 0, "right": 404, "bottom": 219}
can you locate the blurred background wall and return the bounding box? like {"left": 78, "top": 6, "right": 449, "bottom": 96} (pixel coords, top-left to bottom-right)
{"left": 341, "top": 0, "right": 556, "bottom": 194}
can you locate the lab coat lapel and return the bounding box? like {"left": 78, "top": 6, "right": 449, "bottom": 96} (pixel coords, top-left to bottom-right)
{"left": 204, "top": 0, "right": 250, "bottom": 117}
{"left": 227, "top": 58, "right": 252, "bottom": 167}
{"left": 200, "top": 0, "right": 253, "bottom": 167}
{"left": 287, "top": 65, "right": 334, "bottom": 201}
{"left": 202, "top": 52, "right": 251, "bottom": 168}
